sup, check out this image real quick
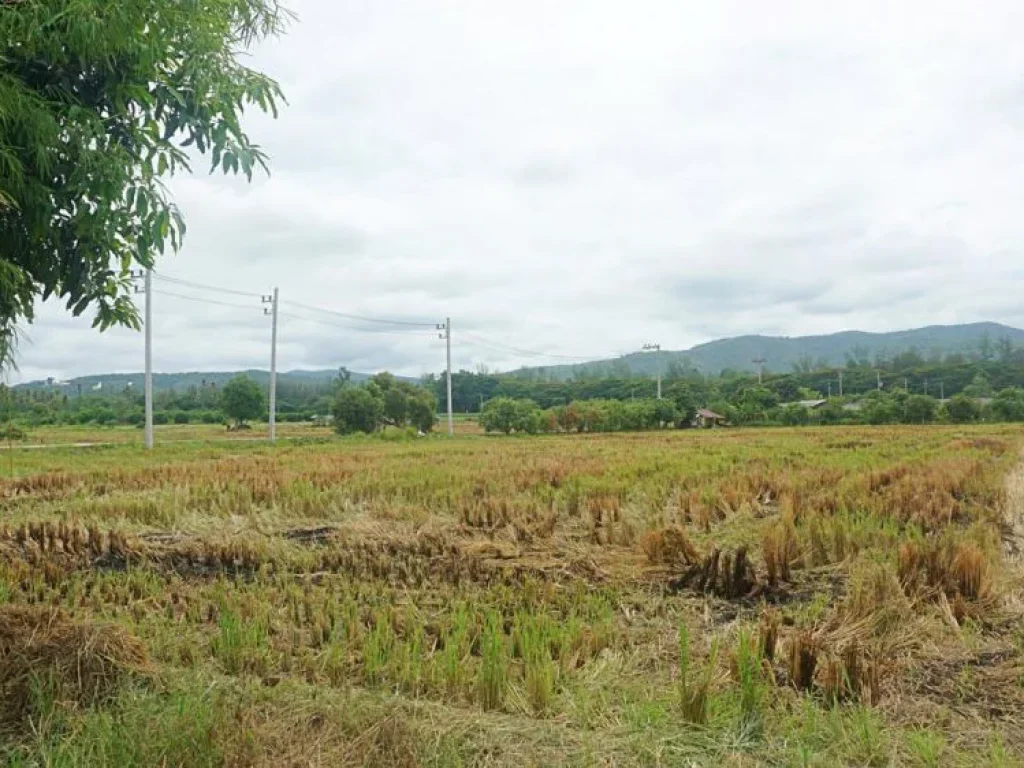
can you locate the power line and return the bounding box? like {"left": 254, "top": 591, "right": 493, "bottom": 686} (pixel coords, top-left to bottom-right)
{"left": 280, "top": 298, "right": 437, "bottom": 328}
{"left": 155, "top": 271, "right": 438, "bottom": 328}
{"left": 460, "top": 331, "right": 595, "bottom": 362}
{"left": 152, "top": 289, "right": 261, "bottom": 311}
{"left": 153, "top": 274, "right": 262, "bottom": 299}
{"left": 277, "top": 311, "right": 436, "bottom": 338}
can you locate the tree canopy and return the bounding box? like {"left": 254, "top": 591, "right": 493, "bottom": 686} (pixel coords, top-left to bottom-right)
{"left": 332, "top": 375, "right": 437, "bottom": 435}
{"left": 220, "top": 374, "right": 264, "bottom": 426}
{"left": 0, "top": 0, "right": 289, "bottom": 367}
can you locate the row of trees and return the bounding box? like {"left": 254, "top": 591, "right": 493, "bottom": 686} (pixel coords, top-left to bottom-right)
{"left": 427, "top": 359, "right": 1024, "bottom": 415}
{"left": 479, "top": 386, "right": 1024, "bottom": 434}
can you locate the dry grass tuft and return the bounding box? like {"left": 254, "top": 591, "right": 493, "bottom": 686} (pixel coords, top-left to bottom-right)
{"left": 787, "top": 630, "right": 818, "bottom": 691}
{"left": 0, "top": 604, "right": 151, "bottom": 731}
{"left": 819, "top": 644, "right": 880, "bottom": 706}
{"left": 641, "top": 525, "right": 699, "bottom": 566}
{"left": 899, "top": 538, "right": 995, "bottom": 605}
{"left": 762, "top": 519, "right": 800, "bottom": 586}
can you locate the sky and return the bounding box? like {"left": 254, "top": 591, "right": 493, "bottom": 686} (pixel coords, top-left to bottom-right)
{"left": 12, "top": 0, "right": 1024, "bottom": 383}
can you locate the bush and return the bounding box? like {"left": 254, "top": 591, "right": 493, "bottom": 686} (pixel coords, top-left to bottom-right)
{"left": 903, "top": 395, "right": 937, "bottom": 424}
{"left": 944, "top": 395, "right": 981, "bottom": 423}
{"left": 199, "top": 410, "right": 222, "bottom": 424}
{"left": 480, "top": 397, "right": 541, "bottom": 434}
{"left": 0, "top": 424, "right": 26, "bottom": 440}
{"left": 333, "top": 387, "right": 384, "bottom": 434}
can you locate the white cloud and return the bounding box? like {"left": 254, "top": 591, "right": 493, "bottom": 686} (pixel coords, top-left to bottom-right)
{"left": 13, "top": 0, "right": 1024, "bottom": 382}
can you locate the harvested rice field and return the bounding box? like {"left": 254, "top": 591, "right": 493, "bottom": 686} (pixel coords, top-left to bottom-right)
{"left": 2, "top": 425, "right": 1024, "bottom": 766}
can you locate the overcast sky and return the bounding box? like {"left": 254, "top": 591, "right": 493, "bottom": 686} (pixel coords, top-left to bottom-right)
{"left": 12, "top": 0, "right": 1024, "bottom": 383}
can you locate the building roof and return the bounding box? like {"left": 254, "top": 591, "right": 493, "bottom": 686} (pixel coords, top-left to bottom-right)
{"left": 696, "top": 408, "right": 723, "bottom": 419}
{"left": 780, "top": 399, "right": 828, "bottom": 409}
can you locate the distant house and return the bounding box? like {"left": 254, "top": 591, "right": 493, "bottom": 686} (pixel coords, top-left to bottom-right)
{"left": 694, "top": 408, "right": 726, "bottom": 428}
{"left": 311, "top": 414, "right": 334, "bottom": 427}
{"left": 780, "top": 399, "right": 828, "bottom": 410}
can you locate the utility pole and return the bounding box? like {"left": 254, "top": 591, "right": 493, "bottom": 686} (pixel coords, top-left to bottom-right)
{"left": 437, "top": 319, "right": 453, "bottom": 435}
{"left": 827, "top": 381, "right": 832, "bottom": 398}
{"left": 144, "top": 269, "right": 153, "bottom": 450}
{"left": 876, "top": 371, "right": 882, "bottom": 390}
{"left": 838, "top": 369, "right": 844, "bottom": 397}
{"left": 642, "top": 343, "right": 662, "bottom": 398}
{"left": 904, "top": 377, "right": 908, "bottom": 392}
{"left": 753, "top": 358, "right": 766, "bottom": 385}
{"left": 940, "top": 381, "right": 945, "bottom": 400}
{"left": 263, "top": 288, "right": 279, "bottom": 443}
{"left": 131, "top": 269, "right": 154, "bottom": 450}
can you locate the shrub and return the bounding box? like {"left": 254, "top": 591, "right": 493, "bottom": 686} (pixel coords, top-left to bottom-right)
{"left": 333, "top": 387, "right": 384, "bottom": 434}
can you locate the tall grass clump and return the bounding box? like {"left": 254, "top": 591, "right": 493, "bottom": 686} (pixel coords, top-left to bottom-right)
{"left": 478, "top": 610, "right": 508, "bottom": 711}
{"left": 732, "top": 629, "right": 767, "bottom": 733}
{"left": 514, "top": 611, "right": 559, "bottom": 714}
{"left": 677, "top": 622, "right": 716, "bottom": 724}
{"left": 210, "top": 608, "right": 272, "bottom": 677}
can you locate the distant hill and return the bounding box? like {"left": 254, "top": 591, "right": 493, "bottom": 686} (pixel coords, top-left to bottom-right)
{"left": 18, "top": 322, "right": 1024, "bottom": 390}
{"left": 14, "top": 368, "right": 414, "bottom": 394}
{"left": 514, "top": 322, "right": 1024, "bottom": 379}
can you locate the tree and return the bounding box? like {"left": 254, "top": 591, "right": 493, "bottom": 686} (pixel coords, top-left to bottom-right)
{"left": 665, "top": 383, "right": 696, "bottom": 426}
{"left": 903, "top": 395, "right": 937, "bottom": 424}
{"left": 962, "top": 373, "right": 993, "bottom": 399}
{"left": 406, "top": 390, "right": 437, "bottom": 433}
{"left": 0, "top": 1, "right": 289, "bottom": 368}
{"left": 943, "top": 395, "right": 980, "bottom": 424}
{"left": 333, "top": 387, "right": 384, "bottom": 435}
{"left": 992, "top": 388, "right": 1024, "bottom": 422}
{"left": 652, "top": 398, "right": 677, "bottom": 426}
{"left": 220, "top": 375, "right": 264, "bottom": 427}
{"left": 779, "top": 404, "right": 810, "bottom": 426}
{"left": 480, "top": 397, "right": 531, "bottom": 434}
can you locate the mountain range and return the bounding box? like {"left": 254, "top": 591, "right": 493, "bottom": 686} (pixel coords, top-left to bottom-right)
{"left": 517, "top": 322, "right": 1024, "bottom": 380}
{"left": 16, "top": 322, "right": 1024, "bottom": 391}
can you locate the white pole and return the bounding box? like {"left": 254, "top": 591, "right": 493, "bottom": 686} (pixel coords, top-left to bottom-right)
{"left": 144, "top": 268, "right": 153, "bottom": 450}
{"left": 269, "top": 287, "right": 279, "bottom": 443}
{"left": 446, "top": 316, "right": 453, "bottom": 436}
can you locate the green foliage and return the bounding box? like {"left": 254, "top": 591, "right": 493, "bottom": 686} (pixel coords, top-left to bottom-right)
{"left": 992, "top": 388, "right": 1024, "bottom": 422}
{"left": 944, "top": 394, "right": 981, "bottom": 424}
{"left": 332, "top": 375, "right": 436, "bottom": 435}
{"left": 220, "top": 375, "right": 264, "bottom": 426}
{"left": 0, "top": 0, "right": 289, "bottom": 368}
{"left": 480, "top": 397, "right": 529, "bottom": 434}
{"left": 779, "top": 404, "right": 810, "bottom": 426}
{"left": 903, "top": 395, "right": 937, "bottom": 424}
{"left": 332, "top": 387, "right": 385, "bottom": 435}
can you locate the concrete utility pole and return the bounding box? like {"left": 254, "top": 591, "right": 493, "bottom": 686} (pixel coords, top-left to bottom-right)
{"left": 876, "top": 371, "right": 882, "bottom": 390}
{"left": 642, "top": 343, "right": 662, "bottom": 399}
{"left": 263, "top": 288, "right": 279, "bottom": 443}
{"left": 144, "top": 269, "right": 153, "bottom": 450}
{"left": 131, "top": 269, "right": 154, "bottom": 449}
{"left": 753, "top": 358, "right": 767, "bottom": 385}
{"left": 438, "top": 319, "right": 453, "bottom": 435}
